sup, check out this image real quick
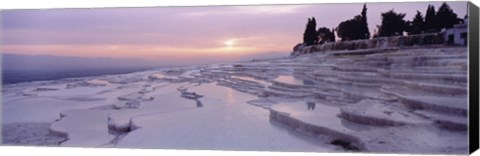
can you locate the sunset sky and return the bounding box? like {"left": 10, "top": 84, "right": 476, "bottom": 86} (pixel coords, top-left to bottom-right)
{"left": 1, "top": 1, "right": 467, "bottom": 65}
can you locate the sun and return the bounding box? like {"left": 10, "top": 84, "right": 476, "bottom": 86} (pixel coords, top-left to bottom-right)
{"left": 224, "top": 39, "right": 235, "bottom": 47}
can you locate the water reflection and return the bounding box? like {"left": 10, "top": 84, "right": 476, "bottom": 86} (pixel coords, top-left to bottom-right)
{"left": 339, "top": 118, "right": 372, "bottom": 131}
{"left": 274, "top": 75, "right": 315, "bottom": 85}
{"left": 274, "top": 75, "right": 297, "bottom": 84}
{"left": 306, "top": 102, "right": 316, "bottom": 111}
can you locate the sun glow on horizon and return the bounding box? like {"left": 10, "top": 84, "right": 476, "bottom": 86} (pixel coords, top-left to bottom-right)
{"left": 224, "top": 39, "right": 236, "bottom": 47}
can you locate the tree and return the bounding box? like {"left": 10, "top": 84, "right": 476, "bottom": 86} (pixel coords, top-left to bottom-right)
{"left": 331, "top": 27, "right": 336, "bottom": 42}
{"left": 311, "top": 17, "right": 318, "bottom": 44}
{"left": 436, "top": 2, "right": 462, "bottom": 30}
{"left": 337, "top": 18, "right": 360, "bottom": 41}
{"left": 424, "top": 5, "right": 438, "bottom": 32}
{"left": 303, "top": 17, "right": 318, "bottom": 45}
{"left": 406, "top": 11, "right": 425, "bottom": 35}
{"left": 377, "top": 9, "right": 407, "bottom": 37}
{"left": 360, "top": 4, "right": 371, "bottom": 39}
{"left": 335, "top": 4, "right": 370, "bottom": 41}
{"left": 303, "top": 18, "right": 311, "bottom": 44}
{"left": 317, "top": 27, "right": 335, "bottom": 44}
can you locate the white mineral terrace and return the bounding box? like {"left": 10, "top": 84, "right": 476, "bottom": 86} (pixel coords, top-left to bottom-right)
{"left": 2, "top": 47, "right": 468, "bottom": 154}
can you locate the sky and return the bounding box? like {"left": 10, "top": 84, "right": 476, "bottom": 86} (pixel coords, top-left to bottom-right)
{"left": 1, "top": 1, "right": 467, "bottom": 66}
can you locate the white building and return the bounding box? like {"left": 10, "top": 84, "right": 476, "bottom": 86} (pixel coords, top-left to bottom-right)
{"left": 443, "top": 19, "right": 468, "bottom": 46}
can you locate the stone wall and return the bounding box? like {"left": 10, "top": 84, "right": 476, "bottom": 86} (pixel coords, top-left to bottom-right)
{"left": 291, "top": 33, "right": 445, "bottom": 56}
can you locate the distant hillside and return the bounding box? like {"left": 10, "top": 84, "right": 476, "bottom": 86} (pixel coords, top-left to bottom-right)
{"left": 1, "top": 54, "right": 164, "bottom": 84}
{"left": 2, "top": 54, "right": 162, "bottom": 72}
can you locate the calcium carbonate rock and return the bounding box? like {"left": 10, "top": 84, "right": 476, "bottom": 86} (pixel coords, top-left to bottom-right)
{"left": 1, "top": 46, "right": 467, "bottom": 154}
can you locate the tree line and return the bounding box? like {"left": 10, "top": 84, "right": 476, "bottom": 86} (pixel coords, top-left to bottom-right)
{"left": 302, "top": 2, "right": 465, "bottom": 46}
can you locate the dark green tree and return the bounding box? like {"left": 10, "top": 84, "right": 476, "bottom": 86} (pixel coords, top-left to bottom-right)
{"left": 406, "top": 11, "right": 425, "bottom": 35}
{"left": 377, "top": 9, "right": 407, "bottom": 37}
{"left": 311, "top": 17, "right": 318, "bottom": 44}
{"left": 436, "top": 2, "right": 462, "bottom": 29}
{"left": 360, "top": 4, "right": 371, "bottom": 39}
{"left": 317, "top": 27, "right": 335, "bottom": 44}
{"left": 331, "top": 27, "right": 336, "bottom": 42}
{"left": 303, "top": 18, "right": 311, "bottom": 44}
{"left": 303, "top": 17, "right": 318, "bottom": 45}
{"left": 335, "top": 4, "right": 370, "bottom": 41}
{"left": 337, "top": 18, "right": 360, "bottom": 41}
{"left": 424, "top": 5, "right": 438, "bottom": 32}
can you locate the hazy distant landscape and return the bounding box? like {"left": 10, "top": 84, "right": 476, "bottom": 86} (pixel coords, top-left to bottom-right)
{"left": 2, "top": 68, "right": 150, "bottom": 84}
{"left": 2, "top": 52, "right": 286, "bottom": 84}
{"left": 2, "top": 54, "right": 162, "bottom": 84}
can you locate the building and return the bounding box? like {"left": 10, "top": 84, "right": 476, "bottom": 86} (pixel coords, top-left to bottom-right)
{"left": 443, "top": 18, "right": 468, "bottom": 46}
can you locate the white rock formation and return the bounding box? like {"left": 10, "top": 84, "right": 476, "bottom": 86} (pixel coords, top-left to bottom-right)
{"left": 2, "top": 47, "right": 468, "bottom": 154}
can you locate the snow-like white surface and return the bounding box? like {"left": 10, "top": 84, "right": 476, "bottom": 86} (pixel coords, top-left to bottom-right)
{"left": 50, "top": 109, "right": 117, "bottom": 147}
{"left": 116, "top": 83, "right": 337, "bottom": 151}
{"left": 86, "top": 79, "right": 110, "bottom": 86}
{"left": 231, "top": 76, "right": 268, "bottom": 85}
{"left": 340, "top": 99, "right": 432, "bottom": 126}
{"left": 2, "top": 47, "right": 468, "bottom": 154}
{"left": 148, "top": 73, "right": 178, "bottom": 80}
{"left": 3, "top": 97, "right": 107, "bottom": 124}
